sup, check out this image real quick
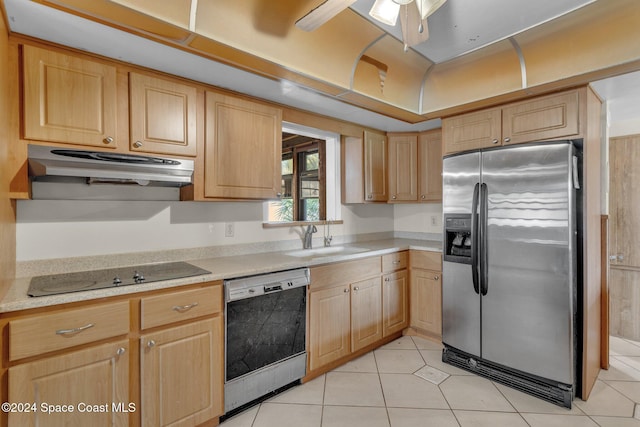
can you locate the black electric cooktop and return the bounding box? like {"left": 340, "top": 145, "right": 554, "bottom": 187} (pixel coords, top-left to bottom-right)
{"left": 28, "top": 261, "right": 211, "bottom": 297}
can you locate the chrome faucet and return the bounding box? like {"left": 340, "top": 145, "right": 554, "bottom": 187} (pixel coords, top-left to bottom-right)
{"left": 303, "top": 225, "right": 317, "bottom": 249}
{"left": 324, "top": 219, "right": 333, "bottom": 247}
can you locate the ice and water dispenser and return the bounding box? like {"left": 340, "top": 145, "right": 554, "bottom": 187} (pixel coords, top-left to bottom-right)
{"left": 444, "top": 214, "right": 472, "bottom": 264}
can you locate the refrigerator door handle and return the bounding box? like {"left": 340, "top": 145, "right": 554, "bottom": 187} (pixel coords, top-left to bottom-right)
{"left": 471, "top": 183, "right": 480, "bottom": 294}
{"left": 480, "top": 183, "right": 489, "bottom": 296}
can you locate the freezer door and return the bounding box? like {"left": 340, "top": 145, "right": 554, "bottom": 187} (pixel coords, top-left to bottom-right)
{"left": 442, "top": 152, "right": 481, "bottom": 356}
{"left": 480, "top": 143, "right": 576, "bottom": 384}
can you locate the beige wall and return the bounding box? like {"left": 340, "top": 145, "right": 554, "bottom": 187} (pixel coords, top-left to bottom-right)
{"left": 0, "top": 11, "right": 16, "bottom": 298}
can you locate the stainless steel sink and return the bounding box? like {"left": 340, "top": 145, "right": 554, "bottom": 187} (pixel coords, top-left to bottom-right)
{"left": 284, "top": 246, "right": 369, "bottom": 259}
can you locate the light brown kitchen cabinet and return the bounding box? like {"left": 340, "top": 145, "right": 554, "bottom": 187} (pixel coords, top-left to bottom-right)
{"left": 350, "top": 277, "right": 383, "bottom": 352}
{"left": 443, "top": 89, "right": 581, "bottom": 155}
{"left": 388, "top": 133, "right": 418, "bottom": 202}
{"left": 22, "top": 44, "right": 118, "bottom": 148}
{"left": 387, "top": 130, "right": 442, "bottom": 203}
{"left": 1, "top": 282, "right": 225, "bottom": 427}
{"left": 382, "top": 269, "right": 409, "bottom": 337}
{"left": 9, "top": 340, "right": 130, "bottom": 427}
{"left": 418, "top": 129, "right": 443, "bottom": 202}
{"left": 309, "top": 284, "right": 351, "bottom": 371}
{"left": 129, "top": 72, "right": 197, "bottom": 157}
{"left": 410, "top": 250, "right": 443, "bottom": 338}
{"left": 204, "top": 91, "right": 282, "bottom": 199}
{"left": 364, "top": 130, "right": 388, "bottom": 202}
{"left": 140, "top": 317, "right": 223, "bottom": 427}
{"left": 382, "top": 252, "right": 409, "bottom": 337}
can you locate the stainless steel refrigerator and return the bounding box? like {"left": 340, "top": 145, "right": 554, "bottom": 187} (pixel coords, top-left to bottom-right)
{"left": 441, "top": 141, "right": 580, "bottom": 408}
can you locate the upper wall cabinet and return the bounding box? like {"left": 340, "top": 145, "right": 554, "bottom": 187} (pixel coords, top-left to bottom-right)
{"left": 443, "top": 89, "right": 581, "bottom": 155}
{"left": 364, "top": 130, "right": 388, "bottom": 202}
{"left": 387, "top": 129, "right": 442, "bottom": 203}
{"left": 129, "top": 72, "right": 197, "bottom": 157}
{"left": 203, "top": 91, "right": 282, "bottom": 199}
{"left": 418, "top": 129, "right": 443, "bottom": 202}
{"left": 22, "top": 45, "right": 118, "bottom": 148}
{"left": 387, "top": 133, "right": 418, "bottom": 202}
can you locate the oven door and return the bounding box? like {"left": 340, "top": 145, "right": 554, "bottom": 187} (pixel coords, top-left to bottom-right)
{"left": 225, "top": 285, "right": 306, "bottom": 382}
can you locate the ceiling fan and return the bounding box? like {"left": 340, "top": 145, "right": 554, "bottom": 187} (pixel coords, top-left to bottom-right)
{"left": 296, "top": 0, "right": 448, "bottom": 50}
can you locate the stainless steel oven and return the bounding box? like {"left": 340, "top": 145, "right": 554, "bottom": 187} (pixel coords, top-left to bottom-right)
{"left": 223, "top": 268, "right": 309, "bottom": 414}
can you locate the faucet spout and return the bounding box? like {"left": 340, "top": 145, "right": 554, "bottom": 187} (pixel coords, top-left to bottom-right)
{"left": 303, "top": 225, "right": 317, "bottom": 249}
{"left": 324, "top": 219, "right": 333, "bottom": 247}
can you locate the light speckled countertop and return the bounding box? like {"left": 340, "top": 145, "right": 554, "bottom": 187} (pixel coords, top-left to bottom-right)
{"left": 1, "top": 238, "right": 441, "bottom": 313}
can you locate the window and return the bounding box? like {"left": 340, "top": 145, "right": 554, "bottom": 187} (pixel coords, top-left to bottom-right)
{"left": 265, "top": 122, "right": 340, "bottom": 225}
{"left": 268, "top": 138, "right": 325, "bottom": 222}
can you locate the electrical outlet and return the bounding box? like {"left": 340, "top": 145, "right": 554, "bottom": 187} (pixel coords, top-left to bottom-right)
{"left": 208, "top": 224, "right": 214, "bottom": 233}
{"left": 225, "top": 222, "right": 234, "bottom": 237}
{"left": 430, "top": 215, "right": 437, "bottom": 226}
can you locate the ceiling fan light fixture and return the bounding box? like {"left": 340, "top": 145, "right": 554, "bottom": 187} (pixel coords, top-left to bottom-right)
{"left": 369, "top": 0, "right": 401, "bottom": 26}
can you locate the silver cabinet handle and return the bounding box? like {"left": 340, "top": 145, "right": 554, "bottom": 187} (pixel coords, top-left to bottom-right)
{"left": 434, "top": 275, "right": 440, "bottom": 280}
{"left": 103, "top": 136, "right": 114, "bottom": 144}
{"left": 343, "top": 288, "right": 349, "bottom": 293}
{"left": 492, "top": 138, "right": 499, "bottom": 144}
{"left": 133, "top": 141, "right": 143, "bottom": 148}
{"left": 609, "top": 255, "right": 617, "bottom": 261}
{"left": 367, "top": 194, "right": 373, "bottom": 199}
{"left": 384, "top": 277, "right": 390, "bottom": 282}
{"left": 618, "top": 254, "right": 625, "bottom": 262}
{"left": 503, "top": 137, "right": 511, "bottom": 143}
{"left": 172, "top": 302, "right": 199, "bottom": 313}
{"left": 392, "top": 195, "right": 397, "bottom": 200}
{"left": 353, "top": 286, "right": 359, "bottom": 291}
{"left": 116, "top": 347, "right": 126, "bottom": 356}
{"left": 276, "top": 192, "right": 282, "bottom": 198}
{"left": 392, "top": 260, "right": 401, "bottom": 265}
{"left": 421, "top": 195, "right": 426, "bottom": 200}
{"left": 147, "top": 340, "right": 156, "bottom": 348}
{"left": 56, "top": 323, "right": 94, "bottom": 336}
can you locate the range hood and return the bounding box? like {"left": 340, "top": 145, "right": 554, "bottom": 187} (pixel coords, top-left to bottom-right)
{"left": 28, "top": 145, "right": 195, "bottom": 201}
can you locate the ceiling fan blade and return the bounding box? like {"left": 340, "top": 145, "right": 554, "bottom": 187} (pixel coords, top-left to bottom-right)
{"left": 296, "top": 0, "right": 357, "bottom": 31}
{"left": 399, "top": 3, "right": 429, "bottom": 48}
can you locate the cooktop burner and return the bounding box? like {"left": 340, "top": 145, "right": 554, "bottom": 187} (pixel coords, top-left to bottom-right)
{"left": 28, "top": 261, "right": 211, "bottom": 297}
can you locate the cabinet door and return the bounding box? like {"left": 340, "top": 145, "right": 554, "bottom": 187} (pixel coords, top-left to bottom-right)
{"left": 502, "top": 90, "right": 579, "bottom": 146}
{"left": 22, "top": 45, "right": 118, "bottom": 148}
{"left": 442, "top": 108, "right": 501, "bottom": 155}
{"left": 351, "top": 277, "right": 383, "bottom": 352}
{"left": 363, "top": 130, "right": 387, "bottom": 202}
{"left": 141, "top": 317, "right": 223, "bottom": 427}
{"left": 129, "top": 72, "right": 197, "bottom": 156}
{"left": 9, "top": 340, "right": 129, "bottom": 427}
{"left": 418, "top": 129, "right": 443, "bottom": 202}
{"left": 204, "top": 91, "right": 282, "bottom": 199}
{"left": 388, "top": 133, "right": 418, "bottom": 202}
{"left": 309, "top": 285, "right": 351, "bottom": 371}
{"left": 383, "top": 270, "right": 409, "bottom": 337}
{"left": 410, "top": 269, "right": 442, "bottom": 337}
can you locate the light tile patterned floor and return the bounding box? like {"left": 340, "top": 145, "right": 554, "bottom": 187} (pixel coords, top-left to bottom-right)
{"left": 219, "top": 335, "right": 640, "bottom": 427}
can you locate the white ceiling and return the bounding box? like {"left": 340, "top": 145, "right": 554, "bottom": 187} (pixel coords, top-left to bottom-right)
{"left": 4, "top": 0, "right": 640, "bottom": 132}
{"left": 350, "top": 0, "right": 596, "bottom": 63}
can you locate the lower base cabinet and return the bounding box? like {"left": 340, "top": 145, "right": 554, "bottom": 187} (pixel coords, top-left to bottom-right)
{"left": 309, "top": 285, "right": 351, "bottom": 371}
{"left": 8, "top": 340, "right": 130, "bottom": 427}
{"left": 141, "top": 317, "right": 223, "bottom": 427}
{"left": 382, "top": 269, "right": 409, "bottom": 337}
{"left": 350, "top": 277, "right": 383, "bottom": 352}
{"left": 410, "top": 268, "right": 442, "bottom": 338}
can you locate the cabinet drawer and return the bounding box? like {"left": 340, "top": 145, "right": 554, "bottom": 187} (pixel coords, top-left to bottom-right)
{"left": 9, "top": 301, "right": 130, "bottom": 361}
{"left": 382, "top": 251, "right": 408, "bottom": 272}
{"left": 310, "top": 256, "right": 381, "bottom": 291}
{"left": 141, "top": 285, "right": 222, "bottom": 330}
{"left": 410, "top": 250, "right": 442, "bottom": 271}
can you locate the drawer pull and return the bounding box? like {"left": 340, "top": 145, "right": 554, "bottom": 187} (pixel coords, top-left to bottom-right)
{"left": 392, "top": 260, "right": 401, "bottom": 265}
{"left": 55, "top": 323, "right": 94, "bottom": 336}
{"left": 172, "top": 302, "right": 199, "bottom": 313}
